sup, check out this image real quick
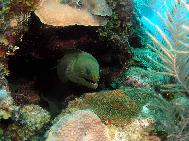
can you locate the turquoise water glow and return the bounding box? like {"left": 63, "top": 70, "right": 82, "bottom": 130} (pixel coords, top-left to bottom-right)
{"left": 134, "top": 0, "right": 189, "bottom": 40}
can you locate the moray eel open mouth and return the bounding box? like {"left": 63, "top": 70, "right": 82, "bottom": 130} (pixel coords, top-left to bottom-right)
{"left": 83, "top": 77, "right": 97, "bottom": 84}
{"left": 81, "top": 77, "right": 98, "bottom": 89}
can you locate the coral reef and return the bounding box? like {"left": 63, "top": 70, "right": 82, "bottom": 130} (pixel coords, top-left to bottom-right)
{"left": 46, "top": 109, "right": 161, "bottom": 141}
{"left": 45, "top": 109, "right": 111, "bottom": 141}
{"left": 98, "top": 0, "right": 146, "bottom": 68}
{"left": 0, "top": 0, "right": 188, "bottom": 140}
{"left": 10, "top": 79, "right": 40, "bottom": 105}
{"left": 99, "top": 0, "right": 137, "bottom": 39}
{"left": 59, "top": 87, "right": 179, "bottom": 136}
{"left": 111, "top": 67, "right": 168, "bottom": 89}
{"left": 35, "top": 0, "right": 112, "bottom": 26}
{"left": 166, "top": 96, "right": 189, "bottom": 141}
{"left": 121, "top": 1, "right": 189, "bottom": 138}
{"left": 46, "top": 88, "right": 170, "bottom": 140}
{"left": 131, "top": 47, "right": 162, "bottom": 70}
{"left": 122, "top": 87, "right": 179, "bottom": 134}
{"left": 108, "top": 119, "right": 160, "bottom": 141}
{"left": 0, "top": 0, "right": 36, "bottom": 49}
{"left": 13, "top": 104, "right": 50, "bottom": 131}
{"left": 4, "top": 104, "right": 50, "bottom": 140}
{"left": 61, "top": 0, "right": 113, "bottom": 17}
{"left": 65, "top": 89, "right": 141, "bottom": 126}
{"left": 0, "top": 87, "right": 14, "bottom": 120}
{"left": 0, "top": 0, "right": 39, "bottom": 78}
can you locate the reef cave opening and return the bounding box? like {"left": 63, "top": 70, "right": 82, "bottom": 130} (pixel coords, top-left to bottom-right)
{"left": 6, "top": 13, "right": 121, "bottom": 115}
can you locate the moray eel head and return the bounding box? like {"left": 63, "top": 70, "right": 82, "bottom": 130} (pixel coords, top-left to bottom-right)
{"left": 57, "top": 51, "right": 100, "bottom": 89}
{"left": 71, "top": 52, "right": 100, "bottom": 89}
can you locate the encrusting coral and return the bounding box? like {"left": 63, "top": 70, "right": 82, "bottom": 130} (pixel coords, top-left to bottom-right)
{"left": 4, "top": 104, "right": 50, "bottom": 140}
{"left": 0, "top": 87, "right": 14, "bottom": 120}
{"left": 64, "top": 89, "right": 140, "bottom": 126}
{"left": 12, "top": 104, "right": 50, "bottom": 131}
{"left": 111, "top": 67, "right": 168, "bottom": 89}
{"left": 108, "top": 119, "right": 161, "bottom": 141}
{"left": 35, "top": 0, "right": 112, "bottom": 26}
{"left": 61, "top": 0, "right": 112, "bottom": 16}
{"left": 46, "top": 109, "right": 161, "bottom": 141}
{"left": 9, "top": 80, "right": 41, "bottom": 106}
{"left": 97, "top": 0, "right": 146, "bottom": 69}
{"left": 108, "top": 87, "right": 179, "bottom": 135}
{"left": 46, "top": 88, "right": 167, "bottom": 141}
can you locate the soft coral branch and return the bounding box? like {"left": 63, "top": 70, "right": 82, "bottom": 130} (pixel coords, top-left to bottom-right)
{"left": 143, "top": 0, "right": 189, "bottom": 94}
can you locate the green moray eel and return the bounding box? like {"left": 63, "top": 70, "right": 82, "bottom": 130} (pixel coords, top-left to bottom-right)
{"left": 57, "top": 50, "right": 100, "bottom": 89}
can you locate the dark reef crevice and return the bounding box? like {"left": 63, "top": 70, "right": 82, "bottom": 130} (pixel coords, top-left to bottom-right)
{"left": 6, "top": 13, "right": 123, "bottom": 114}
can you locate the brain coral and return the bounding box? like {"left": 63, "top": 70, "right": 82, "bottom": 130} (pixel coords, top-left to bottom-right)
{"left": 45, "top": 109, "right": 111, "bottom": 141}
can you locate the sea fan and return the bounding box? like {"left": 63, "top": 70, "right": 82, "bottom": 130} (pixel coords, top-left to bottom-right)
{"left": 143, "top": 0, "right": 189, "bottom": 94}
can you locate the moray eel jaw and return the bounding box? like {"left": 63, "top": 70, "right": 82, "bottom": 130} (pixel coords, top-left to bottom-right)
{"left": 80, "top": 76, "right": 99, "bottom": 89}
{"left": 67, "top": 74, "right": 99, "bottom": 89}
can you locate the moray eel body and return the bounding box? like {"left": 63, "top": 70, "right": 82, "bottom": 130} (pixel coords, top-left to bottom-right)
{"left": 57, "top": 51, "right": 100, "bottom": 89}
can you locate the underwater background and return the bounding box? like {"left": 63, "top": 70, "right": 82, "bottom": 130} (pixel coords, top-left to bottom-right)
{"left": 0, "top": 0, "right": 189, "bottom": 140}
